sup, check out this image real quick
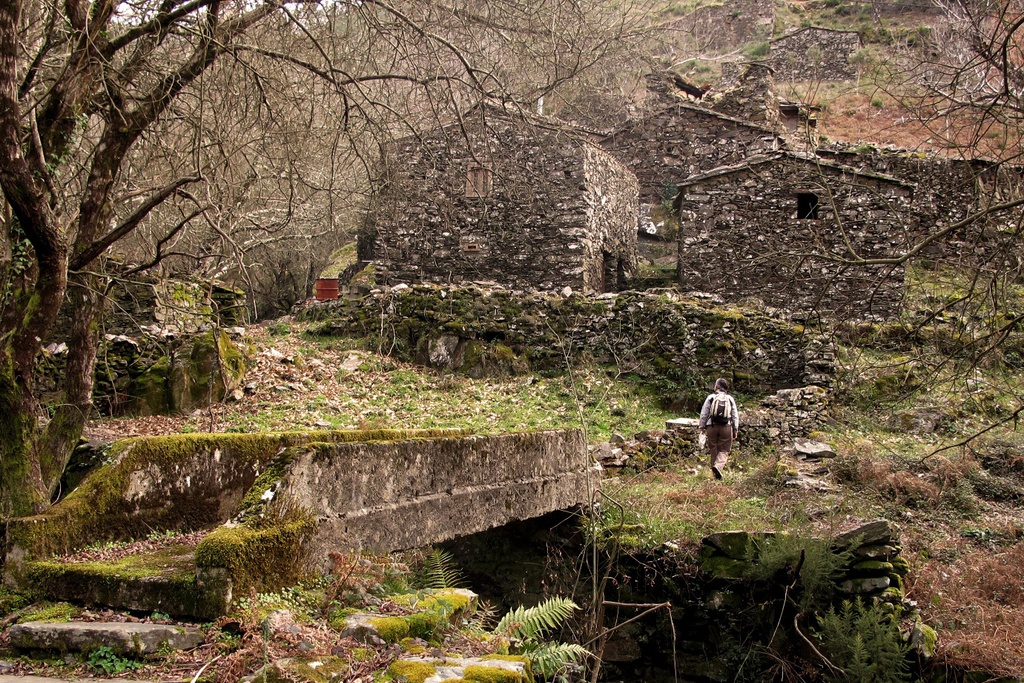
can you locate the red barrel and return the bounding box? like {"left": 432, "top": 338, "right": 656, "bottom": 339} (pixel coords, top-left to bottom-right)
{"left": 315, "top": 278, "right": 339, "bottom": 301}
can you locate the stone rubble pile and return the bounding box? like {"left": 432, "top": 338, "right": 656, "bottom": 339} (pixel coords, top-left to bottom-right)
{"left": 698, "top": 520, "right": 914, "bottom": 611}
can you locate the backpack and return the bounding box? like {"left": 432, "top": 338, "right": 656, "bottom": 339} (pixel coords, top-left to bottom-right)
{"left": 710, "top": 393, "right": 732, "bottom": 425}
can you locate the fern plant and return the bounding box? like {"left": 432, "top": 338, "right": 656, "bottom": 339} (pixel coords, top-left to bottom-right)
{"left": 420, "top": 549, "right": 464, "bottom": 590}
{"left": 816, "top": 599, "right": 911, "bottom": 683}
{"left": 494, "top": 597, "right": 590, "bottom": 681}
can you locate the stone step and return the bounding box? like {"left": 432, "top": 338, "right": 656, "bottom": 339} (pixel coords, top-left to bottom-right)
{"left": 22, "top": 544, "right": 228, "bottom": 620}
{"left": 8, "top": 621, "right": 205, "bottom": 656}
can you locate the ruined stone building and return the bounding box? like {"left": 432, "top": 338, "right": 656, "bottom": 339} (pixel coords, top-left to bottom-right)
{"left": 601, "top": 76, "right": 785, "bottom": 207}
{"left": 767, "top": 27, "right": 862, "bottom": 82}
{"left": 676, "top": 152, "right": 916, "bottom": 317}
{"left": 365, "top": 103, "right": 639, "bottom": 293}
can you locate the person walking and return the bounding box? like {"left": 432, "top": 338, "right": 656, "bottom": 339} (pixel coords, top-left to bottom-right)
{"left": 698, "top": 378, "right": 739, "bottom": 480}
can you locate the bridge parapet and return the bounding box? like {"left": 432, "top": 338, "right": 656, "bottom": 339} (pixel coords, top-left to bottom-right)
{"left": 277, "top": 429, "right": 597, "bottom": 560}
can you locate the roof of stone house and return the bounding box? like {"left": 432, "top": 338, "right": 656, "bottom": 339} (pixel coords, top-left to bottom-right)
{"left": 677, "top": 151, "right": 914, "bottom": 188}
{"left": 769, "top": 26, "right": 863, "bottom": 43}
{"left": 817, "top": 141, "right": 1014, "bottom": 169}
{"left": 601, "top": 91, "right": 782, "bottom": 141}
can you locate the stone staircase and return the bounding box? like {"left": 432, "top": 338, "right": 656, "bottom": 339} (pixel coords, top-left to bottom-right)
{"left": 22, "top": 538, "right": 228, "bottom": 621}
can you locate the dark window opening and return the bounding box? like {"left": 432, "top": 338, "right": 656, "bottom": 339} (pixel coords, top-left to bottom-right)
{"left": 466, "top": 167, "right": 492, "bottom": 197}
{"left": 797, "top": 192, "right": 819, "bottom": 220}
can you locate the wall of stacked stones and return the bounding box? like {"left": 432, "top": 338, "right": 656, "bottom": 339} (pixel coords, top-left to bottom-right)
{"left": 601, "top": 106, "right": 781, "bottom": 205}
{"left": 370, "top": 114, "right": 624, "bottom": 292}
{"left": 676, "top": 160, "right": 914, "bottom": 318}
{"left": 768, "top": 29, "right": 861, "bottom": 81}
{"left": 299, "top": 285, "right": 829, "bottom": 394}
{"left": 819, "top": 148, "right": 1024, "bottom": 265}
{"left": 582, "top": 146, "right": 642, "bottom": 290}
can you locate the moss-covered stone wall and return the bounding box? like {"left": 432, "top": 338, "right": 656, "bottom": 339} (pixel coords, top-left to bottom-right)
{"left": 299, "top": 285, "right": 823, "bottom": 393}
{"left": 276, "top": 429, "right": 595, "bottom": 559}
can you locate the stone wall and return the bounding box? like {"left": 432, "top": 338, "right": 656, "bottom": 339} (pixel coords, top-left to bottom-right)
{"left": 768, "top": 27, "right": 862, "bottom": 82}
{"left": 275, "top": 430, "right": 595, "bottom": 558}
{"left": 368, "top": 104, "right": 638, "bottom": 293}
{"left": 583, "top": 145, "right": 641, "bottom": 291}
{"left": 709, "top": 62, "right": 781, "bottom": 129}
{"left": 4, "top": 429, "right": 459, "bottom": 563}
{"left": 601, "top": 86, "right": 783, "bottom": 205}
{"left": 818, "top": 145, "right": 1024, "bottom": 264}
{"left": 676, "top": 154, "right": 916, "bottom": 318}
{"left": 299, "top": 285, "right": 830, "bottom": 395}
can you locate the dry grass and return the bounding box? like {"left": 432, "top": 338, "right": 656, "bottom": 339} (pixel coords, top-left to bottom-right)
{"left": 912, "top": 541, "right": 1024, "bottom": 678}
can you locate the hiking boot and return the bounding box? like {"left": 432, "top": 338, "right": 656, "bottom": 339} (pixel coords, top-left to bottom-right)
{"left": 712, "top": 466, "right": 722, "bottom": 480}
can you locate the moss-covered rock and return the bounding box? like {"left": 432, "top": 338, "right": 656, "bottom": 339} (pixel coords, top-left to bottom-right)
{"left": 388, "top": 659, "right": 437, "bottom": 683}
{"left": 909, "top": 622, "right": 937, "bottom": 659}
{"left": 22, "top": 544, "right": 226, "bottom": 619}
{"left": 699, "top": 555, "right": 750, "bottom": 581}
{"left": 252, "top": 657, "right": 349, "bottom": 683}
{"left": 194, "top": 516, "right": 316, "bottom": 597}
{"left": 703, "top": 531, "right": 754, "bottom": 560}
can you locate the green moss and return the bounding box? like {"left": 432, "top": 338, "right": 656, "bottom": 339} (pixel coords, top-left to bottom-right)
{"left": 462, "top": 664, "right": 528, "bottom": 683}
{"left": 195, "top": 516, "right": 316, "bottom": 595}
{"left": 392, "top": 590, "right": 473, "bottom": 617}
{"left": 8, "top": 428, "right": 468, "bottom": 560}
{"left": 405, "top": 612, "right": 443, "bottom": 640}
{"left": 368, "top": 616, "right": 411, "bottom": 643}
{"left": 0, "top": 587, "right": 30, "bottom": 617}
{"left": 851, "top": 560, "right": 894, "bottom": 573}
{"left": 387, "top": 660, "right": 436, "bottom": 683}
{"left": 349, "top": 648, "right": 376, "bottom": 662}
{"left": 699, "top": 555, "right": 750, "bottom": 580}
{"left": 20, "top": 601, "right": 78, "bottom": 623}
{"left": 399, "top": 638, "right": 426, "bottom": 655}
{"left": 320, "top": 243, "right": 359, "bottom": 279}
{"left": 889, "top": 556, "right": 910, "bottom": 576}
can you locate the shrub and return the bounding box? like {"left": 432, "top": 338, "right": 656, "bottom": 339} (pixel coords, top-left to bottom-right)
{"left": 746, "top": 533, "right": 852, "bottom": 612}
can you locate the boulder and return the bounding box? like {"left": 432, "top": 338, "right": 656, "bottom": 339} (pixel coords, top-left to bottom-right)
{"left": 838, "top": 576, "right": 891, "bottom": 594}
{"left": 703, "top": 531, "right": 754, "bottom": 560}
{"left": 833, "top": 520, "right": 893, "bottom": 549}
{"left": 792, "top": 439, "right": 836, "bottom": 459}
{"left": 8, "top": 621, "right": 204, "bottom": 656}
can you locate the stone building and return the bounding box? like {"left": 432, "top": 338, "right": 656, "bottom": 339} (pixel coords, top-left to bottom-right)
{"left": 601, "top": 77, "right": 784, "bottom": 206}
{"left": 366, "top": 102, "right": 639, "bottom": 293}
{"left": 768, "top": 27, "right": 862, "bottom": 82}
{"left": 676, "top": 152, "right": 916, "bottom": 317}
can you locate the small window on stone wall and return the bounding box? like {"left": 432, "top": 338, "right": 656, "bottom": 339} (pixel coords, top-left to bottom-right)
{"left": 797, "top": 192, "right": 820, "bottom": 220}
{"left": 466, "top": 167, "right": 492, "bottom": 198}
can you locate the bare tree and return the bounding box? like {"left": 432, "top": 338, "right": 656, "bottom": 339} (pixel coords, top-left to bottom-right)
{"left": 0, "top": 0, "right": 660, "bottom": 516}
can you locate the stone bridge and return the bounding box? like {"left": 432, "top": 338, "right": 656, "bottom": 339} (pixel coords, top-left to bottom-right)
{"left": 3, "top": 428, "right": 596, "bottom": 618}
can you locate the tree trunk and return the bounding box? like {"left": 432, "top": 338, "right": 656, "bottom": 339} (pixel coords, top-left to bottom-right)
{"left": 37, "top": 272, "right": 104, "bottom": 501}
{"left": 0, "top": 352, "right": 50, "bottom": 517}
